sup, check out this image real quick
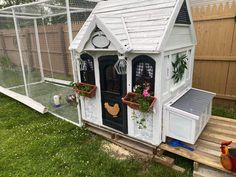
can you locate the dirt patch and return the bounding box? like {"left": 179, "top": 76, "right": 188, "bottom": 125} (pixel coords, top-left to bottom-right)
{"left": 101, "top": 141, "right": 134, "bottom": 160}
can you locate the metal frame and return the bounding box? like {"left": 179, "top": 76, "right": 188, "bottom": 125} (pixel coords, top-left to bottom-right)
{"left": 0, "top": 0, "right": 96, "bottom": 124}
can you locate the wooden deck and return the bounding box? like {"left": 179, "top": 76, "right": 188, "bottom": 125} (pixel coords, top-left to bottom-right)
{"left": 160, "top": 116, "right": 236, "bottom": 176}
{"left": 84, "top": 116, "right": 236, "bottom": 175}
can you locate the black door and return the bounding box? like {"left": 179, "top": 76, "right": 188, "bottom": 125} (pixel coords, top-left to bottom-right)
{"left": 99, "top": 55, "right": 127, "bottom": 133}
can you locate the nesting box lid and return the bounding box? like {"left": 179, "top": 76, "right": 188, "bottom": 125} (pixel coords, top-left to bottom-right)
{"left": 171, "top": 88, "right": 215, "bottom": 116}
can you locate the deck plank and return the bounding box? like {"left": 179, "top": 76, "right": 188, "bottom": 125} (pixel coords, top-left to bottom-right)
{"left": 160, "top": 116, "right": 236, "bottom": 176}
{"left": 208, "top": 119, "right": 236, "bottom": 130}
{"left": 211, "top": 116, "right": 236, "bottom": 124}
{"left": 200, "top": 131, "right": 236, "bottom": 147}
{"left": 205, "top": 124, "right": 236, "bottom": 137}
{"left": 196, "top": 139, "right": 220, "bottom": 151}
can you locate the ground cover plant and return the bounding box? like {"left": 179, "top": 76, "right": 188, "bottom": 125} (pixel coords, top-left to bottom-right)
{"left": 0, "top": 94, "right": 192, "bottom": 177}
{"left": 212, "top": 107, "right": 236, "bottom": 119}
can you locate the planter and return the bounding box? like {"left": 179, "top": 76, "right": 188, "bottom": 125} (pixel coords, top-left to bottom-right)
{"left": 73, "top": 82, "right": 97, "bottom": 98}
{"left": 122, "top": 92, "right": 156, "bottom": 111}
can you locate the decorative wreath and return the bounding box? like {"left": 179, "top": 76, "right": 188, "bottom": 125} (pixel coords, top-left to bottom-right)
{"left": 172, "top": 53, "right": 188, "bottom": 83}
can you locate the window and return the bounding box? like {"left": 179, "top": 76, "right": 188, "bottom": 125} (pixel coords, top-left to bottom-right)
{"left": 80, "top": 53, "right": 95, "bottom": 85}
{"left": 104, "top": 65, "right": 121, "bottom": 93}
{"left": 175, "top": 0, "right": 191, "bottom": 24}
{"left": 132, "top": 55, "right": 155, "bottom": 94}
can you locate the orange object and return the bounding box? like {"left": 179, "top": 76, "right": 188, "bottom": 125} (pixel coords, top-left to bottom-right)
{"left": 220, "top": 141, "right": 236, "bottom": 172}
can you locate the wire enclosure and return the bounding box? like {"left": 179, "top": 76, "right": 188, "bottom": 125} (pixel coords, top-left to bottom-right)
{"left": 0, "top": 0, "right": 97, "bottom": 125}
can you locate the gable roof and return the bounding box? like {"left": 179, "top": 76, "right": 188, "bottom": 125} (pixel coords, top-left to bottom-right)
{"left": 70, "top": 0, "right": 193, "bottom": 53}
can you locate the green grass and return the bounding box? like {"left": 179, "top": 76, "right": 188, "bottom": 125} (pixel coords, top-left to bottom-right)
{"left": 212, "top": 106, "right": 236, "bottom": 119}
{"left": 0, "top": 94, "right": 192, "bottom": 177}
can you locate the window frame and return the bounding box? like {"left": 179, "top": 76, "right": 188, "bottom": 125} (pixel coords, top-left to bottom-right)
{"left": 80, "top": 53, "right": 96, "bottom": 85}
{"left": 132, "top": 55, "right": 156, "bottom": 94}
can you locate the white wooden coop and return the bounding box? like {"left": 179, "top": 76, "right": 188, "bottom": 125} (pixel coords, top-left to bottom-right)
{"left": 70, "top": 0, "right": 215, "bottom": 146}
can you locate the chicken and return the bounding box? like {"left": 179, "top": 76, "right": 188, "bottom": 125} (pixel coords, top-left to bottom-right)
{"left": 104, "top": 102, "right": 120, "bottom": 118}
{"left": 220, "top": 141, "right": 236, "bottom": 172}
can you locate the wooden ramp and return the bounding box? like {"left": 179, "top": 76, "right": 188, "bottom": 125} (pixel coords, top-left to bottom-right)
{"left": 160, "top": 116, "right": 236, "bottom": 176}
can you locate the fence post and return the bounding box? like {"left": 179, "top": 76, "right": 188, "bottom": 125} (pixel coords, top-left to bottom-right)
{"left": 0, "top": 33, "right": 8, "bottom": 57}
{"left": 59, "top": 25, "right": 69, "bottom": 77}
{"left": 25, "top": 30, "right": 34, "bottom": 70}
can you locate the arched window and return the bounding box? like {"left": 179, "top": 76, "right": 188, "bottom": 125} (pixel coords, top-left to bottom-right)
{"left": 132, "top": 55, "right": 156, "bottom": 95}
{"left": 80, "top": 53, "right": 95, "bottom": 85}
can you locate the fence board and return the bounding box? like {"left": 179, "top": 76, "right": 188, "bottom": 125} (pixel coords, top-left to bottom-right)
{"left": 192, "top": 2, "right": 236, "bottom": 110}
{"left": 226, "top": 62, "right": 236, "bottom": 96}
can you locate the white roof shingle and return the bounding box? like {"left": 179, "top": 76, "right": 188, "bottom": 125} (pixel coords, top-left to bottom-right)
{"left": 70, "top": 0, "right": 179, "bottom": 53}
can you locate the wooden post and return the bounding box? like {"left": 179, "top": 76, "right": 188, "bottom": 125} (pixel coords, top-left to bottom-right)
{"left": 0, "top": 33, "right": 8, "bottom": 57}
{"left": 25, "top": 30, "right": 34, "bottom": 71}
{"left": 59, "top": 25, "right": 69, "bottom": 77}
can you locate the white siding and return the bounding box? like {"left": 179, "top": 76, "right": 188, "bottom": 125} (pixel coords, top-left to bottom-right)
{"left": 161, "top": 47, "right": 193, "bottom": 103}
{"left": 165, "top": 25, "right": 193, "bottom": 50}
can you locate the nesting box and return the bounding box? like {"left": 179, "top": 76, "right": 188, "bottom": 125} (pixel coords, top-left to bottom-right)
{"left": 70, "top": 0, "right": 215, "bottom": 146}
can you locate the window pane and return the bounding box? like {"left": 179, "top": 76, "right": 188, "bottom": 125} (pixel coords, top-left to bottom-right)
{"left": 105, "top": 65, "right": 121, "bottom": 93}
{"left": 80, "top": 53, "right": 95, "bottom": 85}
{"left": 132, "top": 55, "right": 155, "bottom": 95}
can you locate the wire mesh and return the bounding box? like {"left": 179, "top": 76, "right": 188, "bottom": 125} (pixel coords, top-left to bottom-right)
{"left": 0, "top": 0, "right": 98, "bottom": 124}
{"left": 0, "top": 17, "right": 26, "bottom": 95}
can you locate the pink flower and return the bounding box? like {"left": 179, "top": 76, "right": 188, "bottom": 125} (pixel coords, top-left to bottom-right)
{"left": 143, "top": 89, "right": 150, "bottom": 97}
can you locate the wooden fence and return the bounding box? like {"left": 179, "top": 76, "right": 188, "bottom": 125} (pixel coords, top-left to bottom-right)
{"left": 0, "top": 22, "right": 84, "bottom": 78}
{"left": 192, "top": 2, "right": 236, "bottom": 110}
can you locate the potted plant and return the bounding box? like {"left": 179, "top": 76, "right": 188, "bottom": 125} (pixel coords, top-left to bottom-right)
{"left": 122, "top": 83, "right": 156, "bottom": 129}
{"left": 122, "top": 83, "right": 156, "bottom": 112}
{"left": 71, "top": 82, "right": 97, "bottom": 98}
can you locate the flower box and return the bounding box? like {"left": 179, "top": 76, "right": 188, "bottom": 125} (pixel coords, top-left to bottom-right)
{"left": 122, "top": 92, "right": 156, "bottom": 111}
{"left": 73, "top": 82, "right": 97, "bottom": 98}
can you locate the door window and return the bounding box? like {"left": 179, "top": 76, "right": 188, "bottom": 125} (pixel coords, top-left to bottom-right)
{"left": 105, "top": 65, "right": 121, "bottom": 93}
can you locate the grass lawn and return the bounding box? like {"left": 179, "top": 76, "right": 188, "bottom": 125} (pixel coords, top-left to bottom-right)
{"left": 0, "top": 94, "right": 193, "bottom": 177}
{"left": 212, "top": 106, "right": 236, "bottom": 119}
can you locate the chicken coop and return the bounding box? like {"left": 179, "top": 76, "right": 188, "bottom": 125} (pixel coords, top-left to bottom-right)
{"left": 0, "top": 0, "right": 97, "bottom": 125}
{"left": 70, "top": 0, "right": 215, "bottom": 146}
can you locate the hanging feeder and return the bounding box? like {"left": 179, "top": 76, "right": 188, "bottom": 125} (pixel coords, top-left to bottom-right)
{"left": 114, "top": 54, "right": 127, "bottom": 75}
{"left": 73, "top": 50, "right": 88, "bottom": 71}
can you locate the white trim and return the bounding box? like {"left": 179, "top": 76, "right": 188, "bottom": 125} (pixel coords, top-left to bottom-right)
{"left": 44, "top": 77, "right": 71, "bottom": 85}
{"left": 0, "top": 0, "right": 50, "bottom": 12}
{"left": 42, "top": 9, "right": 93, "bottom": 19}
{"left": 66, "top": 0, "right": 82, "bottom": 127}
{"left": 168, "top": 106, "right": 199, "bottom": 120}
{"left": 77, "top": 16, "right": 97, "bottom": 52}
{"left": 0, "top": 11, "right": 41, "bottom": 16}
{"left": 96, "top": 15, "right": 129, "bottom": 54}
{"left": 44, "top": 4, "right": 93, "bottom": 11}
{"left": 7, "top": 81, "right": 43, "bottom": 90}
{"left": 164, "top": 45, "right": 194, "bottom": 53}
{"left": 185, "top": 0, "right": 197, "bottom": 44}
{"left": 0, "top": 86, "right": 47, "bottom": 114}
{"left": 34, "top": 19, "right": 44, "bottom": 81}
{"left": 192, "top": 87, "right": 216, "bottom": 96}
{"left": 121, "top": 16, "right": 132, "bottom": 50}
{"left": 158, "top": 0, "right": 184, "bottom": 51}
{"left": 12, "top": 8, "right": 29, "bottom": 97}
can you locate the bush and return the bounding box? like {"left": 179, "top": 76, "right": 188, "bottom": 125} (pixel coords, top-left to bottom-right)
{"left": 0, "top": 55, "right": 14, "bottom": 69}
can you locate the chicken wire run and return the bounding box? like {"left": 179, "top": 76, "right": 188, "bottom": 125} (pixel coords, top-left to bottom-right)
{"left": 0, "top": 0, "right": 97, "bottom": 125}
